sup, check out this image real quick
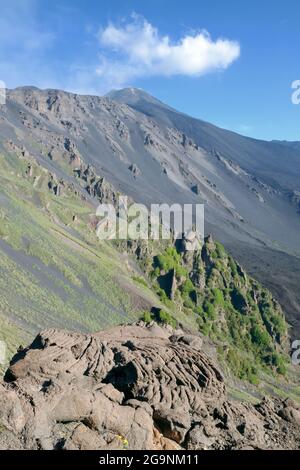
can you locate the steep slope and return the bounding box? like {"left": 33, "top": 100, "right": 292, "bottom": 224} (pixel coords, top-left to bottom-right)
{"left": 0, "top": 85, "right": 299, "bottom": 413}
{"left": 272, "top": 141, "right": 300, "bottom": 152}
{"left": 133, "top": 235, "right": 289, "bottom": 383}
{"left": 0, "top": 149, "right": 166, "bottom": 369}
{"left": 109, "top": 88, "right": 300, "bottom": 190}
{"left": 1, "top": 86, "right": 300, "bottom": 336}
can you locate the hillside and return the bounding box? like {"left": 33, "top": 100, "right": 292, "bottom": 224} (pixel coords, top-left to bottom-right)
{"left": 0, "top": 149, "right": 163, "bottom": 367}
{"left": 0, "top": 86, "right": 299, "bottom": 390}
{"left": 1, "top": 86, "right": 300, "bottom": 337}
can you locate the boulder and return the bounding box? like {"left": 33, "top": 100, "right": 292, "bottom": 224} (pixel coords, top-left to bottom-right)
{"left": 0, "top": 322, "right": 299, "bottom": 450}
{"left": 153, "top": 407, "right": 191, "bottom": 443}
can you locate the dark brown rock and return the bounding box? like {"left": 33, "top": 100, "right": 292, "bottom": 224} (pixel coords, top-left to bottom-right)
{"left": 0, "top": 323, "right": 299, "bottom": 450}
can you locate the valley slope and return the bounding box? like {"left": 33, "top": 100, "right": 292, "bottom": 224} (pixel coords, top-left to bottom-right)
{"left": 1, "top": 86, "right": 300, "bottom": 337}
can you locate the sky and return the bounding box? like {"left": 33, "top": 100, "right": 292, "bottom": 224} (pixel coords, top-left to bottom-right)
{"left": 0, "top": 0, "right": 299, "bottom": 141}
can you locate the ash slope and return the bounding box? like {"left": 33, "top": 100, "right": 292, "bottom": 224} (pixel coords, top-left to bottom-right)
{"left": 1, "top": 86, "right": 300, "bottom": 334}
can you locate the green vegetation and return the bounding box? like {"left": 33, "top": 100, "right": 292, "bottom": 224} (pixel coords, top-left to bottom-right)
{"left": 0, "top": 315, "right": 30, "bottom": 374}
{"left": 226, "top": 348, "right": 259, "bottom": 385}
{"left": 155, "top": 247, "right": 187, "bottom": 277}
{"left": 0, "top": 151, "right": 156, "bottom": 367}
{"left": 141, "top": 311, "right": 152, "bottom": 323}
{"left": 132, "top": 276, "right": 148, "bottom": 288}
{"left": 0, "top": 150, "right": 290, "bottom": 386}
{"left": 144, "top": 237, "right": 289, "bottom": 384}
{"left": 156, "top": 309, "right": 177, "bottom": 328}
{"left": 140, "top": 309, "right": 177, "bottom": 328}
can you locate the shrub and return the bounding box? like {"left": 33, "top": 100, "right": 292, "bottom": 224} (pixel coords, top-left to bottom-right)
{"left": 181, "top": 279, "right": 194, "bottom": 295}
{"left": 251, "top": 325, "right": 271, "bottom": 349}
{"left": 153, "top": 267, "right": 161, "bottom": 278}
{"left": 215, "top": 241, "right": 226, "bottom": 258}
{"left": 157, "top": 288, "right": 168, "bottom": 301}
{"left": 157, "top": 309, "right": 177, "bottom": 329}
{"left": 175, "top": 265, "right": 188, "bottom": 278}
{"left": 165, "top": 246, "right": 181, "bottom": 262}
{"left": 214, "top": 260, "right": 224, "bottom": 272}
{"left": 195, "top": 305, "right": 204, "bottom": 316}
{"left": 200, "top": 322, "right": 212, "bottom": 336}
{"left": 228, "top": 256, "right": 238, "bottom": 276}
{"left": 212, "top": 288, "right": 224, "bottom": 307}
{"left": 183, "top": 298, "right": 195, "bottom": 309}
{"left": 269, "top": 352, "right": 287, "bottom": 375}
{"left": 132, "top": 276, "right": 148, "bottom": 288}
{"left": 226, "top": 348, "right": 259, "bottom": 384}
{"left": 230, "top": 288, "right": 247, "bottom": 313}
{"left": 203, "top": 301, "right": 216, "bottom": 320}
{"left": 142, "top": 311, "right": 152, "bottom": 323}
{"left": 276, "top": 363, "right": 287, "bottom": 375}
{"left": 270, "top": 314, "right": 286, "bottom": 336}
{"left": 155, "top": 254, "right": 173, "bottom": 272}
{"left": 154, "top": 246, "right": 186, "bottom": 278}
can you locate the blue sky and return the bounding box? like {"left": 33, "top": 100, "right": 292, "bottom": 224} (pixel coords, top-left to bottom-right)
{"left": 0, "top": 0, "right": 299, "bottom": 141}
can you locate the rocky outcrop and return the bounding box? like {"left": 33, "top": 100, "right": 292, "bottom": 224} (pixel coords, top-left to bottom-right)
{"left": 128, "top": 163, "right": 141, "bottom": 177}
{"left": 0, "top": 322, "right": 299, "bottom": 450}
{"left": 73, "top": 163, "right": 119, "bottom": 205}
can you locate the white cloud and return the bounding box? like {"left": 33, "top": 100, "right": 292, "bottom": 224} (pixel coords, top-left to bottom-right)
{"left": 96, "top": 15, "right": 240, "bottom": 86}
{"left": 0, "top": 6, "right": 240, "bottom": 95}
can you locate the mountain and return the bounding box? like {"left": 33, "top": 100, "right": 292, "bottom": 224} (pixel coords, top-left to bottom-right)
{"left": 106, "top": 87, "right": 174, "bottom": 111}
{"left": 108, "top": 88, "right": 300, "bottom": 190}
{"left": 0, "top": 86, "right": 300, "bottom": 449}
{"left": 1, "top": 86, "right": 300, "bottom": 338}
{"left": 109, "top": 87, "right": 300, "bottom": 336}
{"left": 272, "top": 140, "right": 300, "bottom": 152}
